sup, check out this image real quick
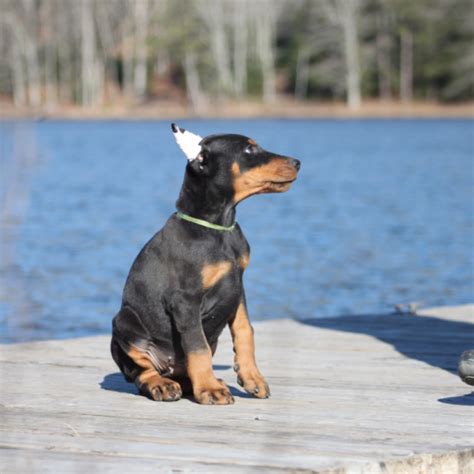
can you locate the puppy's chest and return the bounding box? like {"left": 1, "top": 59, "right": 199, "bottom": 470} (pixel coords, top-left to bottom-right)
{"left": 200, "top": 242, "right": 248, "bottom": 336}
{"left": 200, "top": 239, "right": 250, "bottom": 291}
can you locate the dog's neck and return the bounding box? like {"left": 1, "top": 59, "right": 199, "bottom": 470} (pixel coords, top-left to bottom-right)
{"left": 175, "top": 171, "right": 236, "bottom": 228}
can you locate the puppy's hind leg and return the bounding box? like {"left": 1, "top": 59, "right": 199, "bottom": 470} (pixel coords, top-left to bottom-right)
{"left": 127, "top": 344, "right": 183, "bottom": 402}
{"left": 111, "top": 307, "right": 182, "bottom": 401}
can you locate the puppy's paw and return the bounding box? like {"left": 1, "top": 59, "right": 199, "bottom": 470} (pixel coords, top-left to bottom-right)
{"left": 142, "top": 377, "right": 183, "bottom": 402}
{"left": 194, "top": 379, "right": 235, "bottom": 405}
{"left": 235, "top": 365, "right": 270, "bottom": 399}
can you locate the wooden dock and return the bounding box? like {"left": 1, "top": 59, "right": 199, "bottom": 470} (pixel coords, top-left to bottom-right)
{"left": 1, "top": 305, "right": 473, "bottom": 473}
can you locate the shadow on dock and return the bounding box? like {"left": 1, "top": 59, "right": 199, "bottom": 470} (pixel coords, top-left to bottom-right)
{"left": 300, "top": 312, "right": 473, "bottom": 374}
{"left": 300, "top": 310, "right": 474, "bottom": 406}
{"left": 100, "top": 365, "right": 251, "bottom": 400}
{"left": 438, "top": 392, "right": 474, "bottom": 406}
{"left": 100, "top": 372, "right": 138, "bottom": 395}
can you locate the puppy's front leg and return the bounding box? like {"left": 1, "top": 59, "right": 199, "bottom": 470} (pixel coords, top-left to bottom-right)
{"left": 229, "top": 297, "right": 270, "bottom": 398}
{"left": 173, "top": 292, "right": 234, "bottom": 405}
{"left": 186, "top": 345, "right": 234, "bottom": 405}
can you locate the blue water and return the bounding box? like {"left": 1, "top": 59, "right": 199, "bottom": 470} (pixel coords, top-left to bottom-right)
{"left": 0, "top": 119, "right": 472, "bottom": 342}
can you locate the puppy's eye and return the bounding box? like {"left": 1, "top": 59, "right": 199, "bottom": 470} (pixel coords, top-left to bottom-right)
{"left": 245, "top": 144, "right": 257, "bottom": 154}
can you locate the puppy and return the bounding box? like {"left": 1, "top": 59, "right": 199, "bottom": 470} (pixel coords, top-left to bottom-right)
{"left": 111, "top": 124, "right": 300, "bottom": 404}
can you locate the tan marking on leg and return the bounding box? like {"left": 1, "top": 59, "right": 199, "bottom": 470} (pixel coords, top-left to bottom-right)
{"left": 138, "top": 369, "right": 161, "bottom": 384}
{"left": 138, "top": 371, "right": 183, "bottom": 401}
{"left": 201, "top": 261, "right": 232, "bottom": 289}
{"left": 187, "top": 348, "right": 234, "bottom": 405}
{"left": 229, "top": 302, "right": 270, "bottom": 398}
{"left": 229, "top": 303, "right": 256, "bottom": 369}
{"left": 239, "top": 253, "right": 250, "bottom": 270}
{"left": 128, "top": 346, "right": 182, "bottom": 401}
{"left": 232, "top": 159, "right": 297, "bottom": 203}
{"left": 127, "top": 346, "right": 155, "bottom": 369}
{"left": 186, "top": 348, "right": 214, "bottom": 386}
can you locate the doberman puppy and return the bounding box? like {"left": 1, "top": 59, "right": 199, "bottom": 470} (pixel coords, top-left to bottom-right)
{"left": 111, "top": 124, "right": 300, "bottom": 404}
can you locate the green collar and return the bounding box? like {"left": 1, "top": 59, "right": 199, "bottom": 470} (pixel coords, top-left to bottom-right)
{"left": 176, "top": 211, "right": 236, "bottom": 232}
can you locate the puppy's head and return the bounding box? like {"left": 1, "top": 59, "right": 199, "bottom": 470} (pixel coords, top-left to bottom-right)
{"left": 172, "top": 124, "right": 300, "bottom": 203}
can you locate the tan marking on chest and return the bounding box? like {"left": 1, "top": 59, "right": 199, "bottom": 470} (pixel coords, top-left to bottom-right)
{"left": 239, "top": 253, "right": 250, "bottom": 270}
{"left": 201, "top": 261, "right": 233, "bottom": 289}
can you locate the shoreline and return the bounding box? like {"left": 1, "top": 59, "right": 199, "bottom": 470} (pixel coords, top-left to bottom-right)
{"left": 1, "top": 99, "right": 473, "bottom": 120}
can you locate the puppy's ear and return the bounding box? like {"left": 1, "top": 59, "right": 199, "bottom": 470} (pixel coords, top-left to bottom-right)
{"left": 171, "top": 123, "right": 203, "bottom": 162}
{"left": 188, "top": 150, "right": 208, "bottom": 174}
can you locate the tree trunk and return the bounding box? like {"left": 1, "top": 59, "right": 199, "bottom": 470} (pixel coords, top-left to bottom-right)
{"left": 57, "top": 6, "right": 73, "bottom": 104}
{"left": 232, "top": 1, "right": 248, "bottom": 97}
{"left": 184, "top": 51, "right": 205, "bottom": 112}
{"left": 400, "top": 28, "right": 413, "bottom": 102}
{"left": 11, "top": 40, "right": 26, "bottom": 107}
{"left": 195, "top": 0, "right": 233, "bottom": 96}
{"left": 120, "top": 8, "right": 135, "bottom": 98}
{"left": 24, "top": 40, "right": 42, "bottom": 107}
{"left": 295, "top": 48, "right": 310, "bottom": 100}
{"left": 81, "top": 0, "right": 94, "bottom": 105}
{"left": 2, "top": 12, "right": 27, "bottom": 107}
{"left": 375, "top": 11, "right": 392, "bottom": 101}
{"left": 95, "top": 0, "right": 121, "bottom": 95}
{"left": 337, "top": 0, "right": 361, "bottom": 109}
{"left": 44, "top": 39, "right": 58, "bottom": 108}
{"left": 43, "top": 0, "right": 58, "bottom": 108}
{"left": 133, "top": 0, "right": 149, "bottom": 100}
{"left": 80, "top": 0, "right": 101, "bottom": 106}
{"left": 20, "top": 0, "right": 41, "bottom": 107}
{"left": 156, "top": 50, "right": 170, "bottom": 77}
{"left": 255, "top": 0, "right": 277, "bottom": 103}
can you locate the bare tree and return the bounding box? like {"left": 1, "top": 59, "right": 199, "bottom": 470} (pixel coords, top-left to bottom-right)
{"left": 81, "top": 0, "right": 102, "bottom": 105}
{"left": 399, "top": 27, "right": 413, "bottom": 102}
{"left": 195, "top": 0, "right": 233, "bottom": 97}
{"left": 295, "top": 47, "right": 311, "bottom": 100}
{"left": 184, "top": 50, "right": 206, "bottom": 111}
{"left": 10, "top": 36, "right": 27, "bottom": 106}
{"left": 338, "top": 0, "right": 362, "bottom": 108}
{"left": 375, "top": 3, "right": 393, "bottom": 101}
{"left": 41, "top": 0, "right": 59, "bottom": 108}
{"left": 95, "top": 0, "right": 123, "bottom": 100}
{"left": 0, "top": 10, "right": 26, "bottom": 106}
{"left": 133, "top": 0, "right": 150, "bottom": 99}
{"left": 21, "top": 0, "right": 42, "bottom": 107}
{"left": 0, "top": 0, "right": 471, "bottom": 111}
{"left": 287, "top": 1, "right": 342, "bottom": 101}
{"left": 117, "top": 1, "right": 135, "bottom": 98}
{"left": 322, "top": 0, "right": 362, "bottom": 108}
{"left": 56, "top": 0, "right": 76, "bottom": 104}
{"left": 2, "top": 2, "right": 42, "bottom": 107}
{"left": 231, "top": 0, "right": 248, "bottom": 97}
{"left": 254, "top": 0, "right": 279, "bottom": 103}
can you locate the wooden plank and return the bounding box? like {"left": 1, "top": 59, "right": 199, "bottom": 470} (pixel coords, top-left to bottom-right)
{"left": 1, "top": 305, "right": 473, "bottom": 473}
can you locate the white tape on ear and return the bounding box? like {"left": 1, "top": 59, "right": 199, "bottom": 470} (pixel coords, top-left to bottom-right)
{"left": 171, "top": 123, "right": 203, "bottom": 161}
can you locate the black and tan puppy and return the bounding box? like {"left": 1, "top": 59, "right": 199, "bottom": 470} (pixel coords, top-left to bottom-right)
{"left": 111, "top": 124, "right": 300, "bottom": 404}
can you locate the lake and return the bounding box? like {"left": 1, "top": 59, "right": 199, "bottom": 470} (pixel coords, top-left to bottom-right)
{"left": 0, "top": 118, "right": 472, "bottom": 342}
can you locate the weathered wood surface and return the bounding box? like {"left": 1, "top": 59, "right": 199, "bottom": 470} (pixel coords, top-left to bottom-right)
{"left": 1, "top": 305, "right": 473, "bottom": 473}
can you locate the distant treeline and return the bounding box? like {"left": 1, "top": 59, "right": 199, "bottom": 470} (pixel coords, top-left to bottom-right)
{"left": 1, "top": 0, "right": 472, "bottom": 110}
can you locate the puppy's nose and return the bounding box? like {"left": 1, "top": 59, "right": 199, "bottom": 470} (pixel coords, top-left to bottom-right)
{"left": 290, "top": 158, "right": 301, "bottom": 171}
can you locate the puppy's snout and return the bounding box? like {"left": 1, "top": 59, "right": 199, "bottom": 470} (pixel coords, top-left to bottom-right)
{"left": 290, "top": 158, "right": 301, "bottom": 171}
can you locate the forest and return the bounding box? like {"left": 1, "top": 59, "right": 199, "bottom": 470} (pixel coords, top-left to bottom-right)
{"left": 0, "top": 0, "right": 472, "bottom": 112}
